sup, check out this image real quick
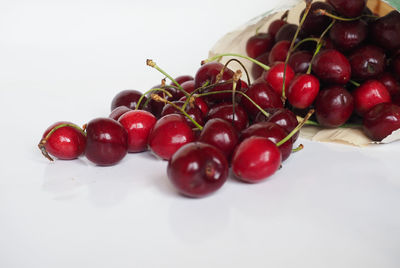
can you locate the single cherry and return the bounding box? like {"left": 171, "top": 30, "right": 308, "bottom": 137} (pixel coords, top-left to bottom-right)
{"left": 288, "top": 50, "right": 313, "bottom": 74}
{"left": 349, "top": 45, "right": 386, "bottom": 81}
{"left": 179, "top": 95, "right": 209, "bottom": 116}
{"left": 312, "top": 49, "right": 351, "bottom": 85}
{"left": 378, "top": 72, "right": 400, "bottom": 96}
{"left": 109, "top": 106, "right": 132, "bottom": 121}
{"left": 327, "top": 0, "right": 366, "bottom": 18}
{"left": 251, "top": 52, "right": 270, "bottom": 80}
{"left": 301, "top": 2, "right": 334, "bottom": 36}
{"left": 363, "top": 103, "right": 400, "bottom": 141}
{"left": 274, "top": 24, "right": 301, "bottom": 43}
{"left": 268, "top": 40, "right": 290, "bottom": 64}
{"left": 329, "top": 20, "right": 367, "bottom": 51}
{"left": 263, "top": 62, "right": 295, "bottom": 95}
{"left": 286, "top": 74, "right": 320, "bottom": 109}
{"left": 352, "top": 80, "right": 391, "bottom": 116}
{"left": 265, "top": 108, "right": 299, "bottom": 142}
{"left": 207, "top": 103, "right": 249, "bottom": 132}
{"left": 268, "top": 19, "right": 287, "bottom": 38}
{"left": 370, "top": 11, "right": 400, "bottom": 52}
{"left": 246, "top": 33, "right": 274, "bottom": 59}
{"left": 111, "top": 89, "right": 146, "bottom": 111}
{"left": 171, "top": 75, "right": 193, "bottom": 86}
{"left": 180, "top": 80, "right": 196, "bottom": 94}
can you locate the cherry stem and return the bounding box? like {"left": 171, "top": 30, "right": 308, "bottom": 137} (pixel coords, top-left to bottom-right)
{"left": 38, "top": 123, "right": 86, "bottom": 162}
{"left": 303, "top": 118, "right": 362, "bottom": 128}
{"left": 150, "top": 94, "right": 203, "bottom": 130}
{"left": 281, "top": 0, "right": 313, "bottom": 103}
{"left": 223, "top": 58, "right": 251, "bottom": 86}
{"left": 146, "top": 59, "right": 190, "bottom": 98}
{"left": 292, "top": 144, "right": 304, "bottom": 152}
{"left": 203, "top": 53, "right": 270, "bottom": 72}
{"left": 315, "top": 9, "right": 378, "bottom": 21}
{"left": 181, "top": 80, "right": 210, "bottom": 111}
{"left": 292, "top": 37, "right": 319, "bottom": 52}
{"left": 276, "top": 109, "right": 314, "bottom": 147}
{"left": 135, "top": 88, "right": 173, "bottom": 110}
{"left": 349, "top": 80, "right": 361, "bottom": 87}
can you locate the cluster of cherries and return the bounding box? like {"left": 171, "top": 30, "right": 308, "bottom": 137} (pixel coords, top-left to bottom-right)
{"left": 38, "top": 0, "right": 400, "bottom": 198}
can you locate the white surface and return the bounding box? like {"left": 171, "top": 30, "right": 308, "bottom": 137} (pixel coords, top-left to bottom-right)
{"left": 1, "top": 0, "right": 400, "bottom": 267}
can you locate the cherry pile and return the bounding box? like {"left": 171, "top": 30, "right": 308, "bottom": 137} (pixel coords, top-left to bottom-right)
{"left": 38, "top": 0, "right": 400, "bottom": 198}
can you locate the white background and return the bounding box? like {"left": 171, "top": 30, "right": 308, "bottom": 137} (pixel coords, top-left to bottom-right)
{"left": 1, "top": 0, "right": 400, "bottom": 267}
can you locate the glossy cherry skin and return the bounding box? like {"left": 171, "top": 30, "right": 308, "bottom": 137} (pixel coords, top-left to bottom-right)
{"left": 315, "top": 86, "right": 354, "bottom": 128}
{"left": 179, "top": 96, "right": 209, "bottom": 116}
{"left": 288, "top": 50, "right": 312, "bottom": 74}
{"left": 109, "top": 106, "right": 132, "bottom": 121}
{"left": 251, "top": 52, "right": 270, "bottom": 80}
{"left": 111, "top": 89, "right": 146, "bottom": 111}
{"left": 378, "top": 72, "right": 400, "bottom": 96}
{"left": 371, "top": 11, "right": 400, "bottom": 52}
{"left": 352, "top": 80, "right": 391, "bottom": 116}
{"left": 172, "top": 75, "right": 194, "bottom": 86}
{"left": 349, "top": 45, "right": 386, "bottom": 81}
{"left": 268, "top": 40, "right": 290, "bottom": 64}
{"left": 312, "top": 49, "right": 351, "bottom": 85}
{"left": 263, "top": 62, "right": 295, "bottom": 95}
{"left": 327, "top": 0, "right": 365, "bottom": 18}
{"left": 148, "top": 114, "right": 195, "bottom": 160}
{"left": 85, "top": 118, "right": 128, "bottom": 166}
{"left": 207, "top": 103, "right": 249, "bottom": 132}
{"left": 246, "top": 33, "right": 274, "bottom": 59}
{"left": 167, "top": 142, "right": 228, "bottom": 198}
{"left": 301, "top": 2, "right": 334, "bottom": 36}
{"left": 161, "top": 101, "right": 204, "bottom": 128}
{"left": 198, "top": 118, "right": 238, "bottom": 159}
{"left": 363, "top": 103, "right": 400, "bottom": 141}
{"left": 274, "top": 24, "right": 300, "bottom": 43}
{"left": 240, "top": 80, "right": 283, "bottom": 119}
{"left": 180, "top": 80, "right": 196, "bottom": 94}
{"left": 329, "top": 20, "right": 367, "bottom": 51}
{"left": 268, "top": 19, "right": 287, "bottom": 38}
{"left": 287, "top": 74, "right": 320, "bottom": 109}
{"left": 232, "top": 136, "right": 281, "bottom": 183}
{"left": 118, "top": 110, "right": 157, "bottom": 153}
{"left": 40, "top": 121, "right": 86, "bottom": 160}
{"left": 240, "top": 122, "right": 292, "bottom": 161}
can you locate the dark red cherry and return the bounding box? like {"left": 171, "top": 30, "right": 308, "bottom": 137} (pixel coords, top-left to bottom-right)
{"left": 378, "top": 72, "right": 400, "bottom": 96}
{"left": 268, "top": 19, "right": 287, "bottom": 38}
{"left": 268, "top": 40, "right": 290, "bottom": 64}
{"left": 118, "top": 110, "right": 157, "bottom": 153}
{"left": 232, "top": 136, "right": 281, "bottom": 183}
{"left": 266, "top": 108, "right": 299, "bottom": 142}
{"left": 146, "top": 85, "right": 168, "bottom": 118}
{"left": 111, "top": 89, "right": 146, "bottom": 111}
{"left": 109, "top": 106, "right": 132, "bottom": 121}
{"left": 329, "top": 20, "right": 367, "bottom": 51}
{"left": 349, "top": 45, "right": 386, "bottom": 81}
{"left": 172, "top": 75, "right": 194, "bottom": 86}
{"left": 251, "top": 52, "right": 270, "bottom": 80}
{"left": 263, "top": 62, "right": 295, "bottom": 95}
{"left": 198, "top": 118, "right": 239, "bottom": 159}
{"left": 39, "top": 122, "right": 86, "bottom": 161}
{"left": 246, "top": 33, "right": 274, "bottom": 59}
{"left": 288, "top": 50, "right": 313, "bottom": 74}
{"left": 240, "top": 122, "right": 292, "bottom": 161}
{"left": 327, "top": 0, "right": 366, "bottom": 18}
{"left": 392, "top": 52, "right": 400, "bottom": 79}
{"left": 286, "top": 74, "right": 320, "bottom": 109}
{"left": 312, "top": 49, "right": 351, "bottom": 85}
{"left": 240, "top": 80, "right": 283, "bottom": 119}
{"left": 301, "top": 2, "right": 334, "bottom": 36}
{"left": 315, "top": 86, "right": 354, "bottom": 127}
{"left": 352, "top": 80, "right": 391, "bottom": 116}
{"left": 370, "top": 11, "right": 400, "bottom": 52}
{"left": 167, "top": 142, "right": 228, "bottom": 198}
{"left": 179, "top": 96, "right": 209, "bottom": 116}
{"left": 207, "top": 103, "right": 249, "bottom": 132}
{"left": 148, "top": 114, "right": 195, "bottom": 160}
{"left": 274, "top": 24, "right": 300, "bottom": 43}
{"left": 85, "top": 118, "right": 128, "bottom": 166}
{"left": 180, "top": 80, "right": 196, "bottom": 94}
{"left": 363, "top": 103, "right": 400, "bottom": 141}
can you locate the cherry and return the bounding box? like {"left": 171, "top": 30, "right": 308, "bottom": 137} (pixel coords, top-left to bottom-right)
{"left": 240, "top": 80, "right": 283, "bottom": 119}
{"left": 312, "top": 49, "right": 351, "bottom": 85}
{"left": 268, "top": 40, "right": 290, "bottom": 64}
{"left": 377, "top": 72, "right": 400, "bottom": 96}
{"left": 301, "top": 2, "right": 334, "bottom": 36}
{"left": 148, "top": 114, "right": 195, "bottom": 160}
{"left": 232, "top": 136, "right": 281, "bottom": 183}
{"left": 349, "top": 45, "right": 386, "bottom": 81}
{"left": 251, "top": 52, "right": 270, "bottom": 80}
{"left": 240, "top": 122, "right": 292, "bottom": 161}
{"left": 315, "top": 86, "right": 354, "bottom": 127}
{"left": 118, "top": 110, "right": 157, "bottom": 153}
{"left": 179, "top": 95, "right": 209, "bottom": 116}
{"left": 263, "top": 62, "right": 295, "bottom": 95}
{"left": 38, "top": 121, "right": 86, "bottom": 161}
{"left": 286, "top": 74, "right": 320, "bottom": 109}
{"left": 161, "top": 101, "right": 204, "bottom": 128}
{"left": 327, "top": 0, "right": 366, "bottom": 18}
{"left": 207, "top": 103, "right": 249, "bottom": 132}
{"left": 171, "top": 75, "right": 193, "bottom": 86}
{"left": 111, "top": 89, "right": 146, "bottom": 111}
{"left": 245, "top": 33, "right": 274, "bottom": 59}
{"left": 329, "top": 20, "right": 367, "bottom": 51}
{"left": 268, "top": 19, "right": 287, "bottom": 38}
{"left": 392, "top": 52, "right": 400, "bottom": 79}
{"left": 352, "top": 80, "right": 391, "bottom": 116}
{"left": 180, "top": 80, "right": 196, "bottom": 94}
{"left": 274, "top": 24, "right": 301, "bottom": 43}
{"left": 363, "top": 103, "right": 400, "bottom": 141}
{"left": 371, "top": 11, "right": 400, "bottom": 52}
{"left": 198, "top": 118, "right": 239, "bottom": 159}
{"left": 265, "top": 108, "right": 299, "bottom": 142}
{"left": 167, "top": 142, "right": 228, "bottom": 198}
{"left": 85, "top": 118, "right": 128, "bottom": 166}
{"left": 288, "top": 50, "right": 313, "bottom": 74}
{"left": 109, "top": 106, "right": 132, "bottom": 121}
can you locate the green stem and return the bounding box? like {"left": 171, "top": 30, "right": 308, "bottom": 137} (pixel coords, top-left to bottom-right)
{"left": 223, "top": 58, "right": 251, "bottom": 86}
{"left": 203, "top": 53, "right": 270, "bottom": 72}
{"left": 292, "top": 144, "right": 304, "bottom": 153}
{"left": 292, "top": 37, "right": 319, "bottom": 52}
{"left": 182, "top": 80, "right": 210, "bottom": 110}
{"left": 304, "top": 119, "right": 362, "bottom": 128}
{"left": 166, "top": 101, "right": 203, "bottom": 130}
{"left": 315, "top": 9, "right": 378, "bottom": 21}
{"left": 349, "top": 80, "right": 361, "bottom": 87}
{"left": 135, "top": 88, "right": 173, "bottom": 111}
{"left": 277, "top": 109, "right": 314, "bottom": 147}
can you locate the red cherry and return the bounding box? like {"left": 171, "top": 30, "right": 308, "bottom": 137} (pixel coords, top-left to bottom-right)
{"left": 118, "top": 110, "right": 157, "bottom": 153}
{"left": 167, "top": 142, "right": 228, "bottom": 198}
{"left": 251, "top": 52, "right": 270, "bottom": 80}
{"left": 85, "top": 118, "right": 128, "bottom": 166}
{"left": 352, "top": 80, "right": 391, "bottom": 116}
{"left": 370, "top": 11, "right": 400, "bottom": 52}
{"left": 312, "top": 49, "right": 351, "bottom": 85}
{"left": 327, "top": 0, "right": 365, "bottom": 18}
{"left": 109, "top": 106, "right": 132, "bottom": 121}
{"left": 266, "top": 108, "right": 299, "bottom": 142}
{"left": 392, "top": 52, "right": 400, "bottom": 79}
{"left": 179, "top": 96, "right": 209, "bottom": 116}
{"left": 268, "top": 40, "right": 290, "bottom": 64}
{"left": 171, "top": 75, "right": 193, "bottom": 86}
{"left": 39, "top": 122, "right": 86, "bottom": 161}
{"left": 363, "top": 103, "right": 400, "bottom": 141}
{"left": 111, "top": 89, "right": 146, "bottom": 111}
{"left": 161, "top": 101, "right": 205, "bottom": 128}
{"left": 288, "top": 50, "right": 313, "bottom": 74}
{"left": 207, "top": 103, "right": 249, "bottom": 132}
{"left": 245, "top": 33, "right": 274, "bottom": 59}
{"left": 263, "top": 62, "right": 295, "bottom": 95}
{"left": 268, "top": 19, "right": 287, "bottom": 38}
{"left": 148, "top": 114, "right": 195, "bottom": 160}
{"left": 232, "top": 136, "right": 281, "bottom": 183}
{"left": 378, "top": 72, "right": 400, "bottom": 96}
{"left": 329, "top": 20, "right": 367, "bottom": 52}
{"left": 286, "top": 74, "right": 320, "bottom": 109}
{"left": 274, "top": 24, "right": 301, "bottom": 43}
{"left": 301, "top": 2, "right": 334, "bottom": 36}
{"left": 349, "top": 45, "right": 386, "bottom": 81}
{"left": 180, "top": 80, "right": 196, "bottom": 94}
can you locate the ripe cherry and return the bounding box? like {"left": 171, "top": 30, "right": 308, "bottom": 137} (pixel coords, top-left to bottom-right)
{"left": 180, "top": 80, "right": 196, "bottom": 94}
{"left": 288, "top": 50, "right": 313, "bottom": 74}
{"left": 268, "top": 19, "right": 287, "bottom": 38}
{"left": 111, "top": 89, "right": 146, "bottom": 111}
{"left": 109, "top": 106, "right": 132, "bottom": 121}
{"left": 161, "top": 101, "right": 204, "bottom": 128}
{"left": 251, "top": 52, "right": 270, "bottom": 80}
{"left": 207, "top": 103, "right": 249, "bottom": 132}
{"left": 363, "top": 103, "right": 400, "bottom": 141}
{"left": 85, "top": 118, "right": 128, "bottom": 166}
{"left": 179, "top": 95, "right": 209, "bottom": 116}
{"left": 232, "top": 136, "right": 281, "bottom": 183}
{"left": 262, "top": 62, "right": 295, "bottom": 95}
{"left": 171, "top": 75, "right": 193, "bottom": 86}
{"left": 329, "top": 20, "right": 367, "bottom": 51}
{"left": 301, "top": 2, "right": 334, "bottom": 36}
{"left": 286, "top": 74, "right": 320, "bottom": 109}
{"left": 312, "top": 49, "right": 351, "bottom": 85}
{"left": 327, "top": 0, "right": 365, "bottom": 18}
{"left": 38, "top": 122, "right": 86, "bottom": 161}
{"left": 392, "top": 52, "right": 400, "bottom": 79}
{"left": 349, "top": 45, "right": 386, "bottom": 81}
{"left": 268, "top": 40, "right": 290, "bottom": 64}
{"left": 266, "top": 108, "right": 299, "bottom": 142}
{"left": 274, "top": 24, "right": 301, "bottom": 43}
{"left": 371, "top": 11, "right": 400, "bottom": 52}
{"left": 148, "top": 114, "right": 195, "bottom": 160}
{"left": 118, "top": 110, "right": 157, "bottom": 153}
{"left": 246, "top": 33, "right": 274, "bottom": 59}
{"left": 352, "top": 80, "right": 391, "bottom": 116}
{"left": 167, "top": 142, "right": 228, "bottom": 198}
{"left": 378, "top": 72, "right": 400, "bottom": 96}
